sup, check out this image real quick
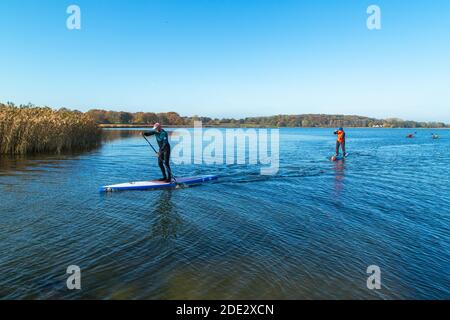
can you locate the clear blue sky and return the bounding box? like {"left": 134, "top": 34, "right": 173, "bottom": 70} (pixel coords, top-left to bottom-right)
{"left": 1, "top": 0, "right": 449, "bottom": 122}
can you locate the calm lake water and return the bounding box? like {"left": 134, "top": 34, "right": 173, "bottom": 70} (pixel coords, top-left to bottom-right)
{"left": 0, "top": 128, "right": 449, "bottom": 299}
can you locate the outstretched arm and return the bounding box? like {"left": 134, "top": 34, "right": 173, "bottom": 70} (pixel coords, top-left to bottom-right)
{"left": 143, "top": 130, "right": 156, "bottom": 137}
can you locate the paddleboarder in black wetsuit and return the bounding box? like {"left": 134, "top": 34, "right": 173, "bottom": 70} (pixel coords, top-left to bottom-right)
{"left": 143, "top": 123, "right": 173, "bottom": 182}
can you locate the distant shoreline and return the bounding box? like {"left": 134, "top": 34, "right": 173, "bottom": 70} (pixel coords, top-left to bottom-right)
{"left": 3, "top": 102, "right": 449, "bottom": 130}
{"left": 99, "top": 124, "right": 450, "bottom": 129}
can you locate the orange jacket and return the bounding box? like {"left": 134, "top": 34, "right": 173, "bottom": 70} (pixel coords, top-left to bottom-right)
{"left": 336, "top": 130, "right": 345, "bottom": 143}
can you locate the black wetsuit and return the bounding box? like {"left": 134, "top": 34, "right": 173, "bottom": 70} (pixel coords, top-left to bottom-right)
{"left": 143, "top": 129, "right": 172, "bottom": 181}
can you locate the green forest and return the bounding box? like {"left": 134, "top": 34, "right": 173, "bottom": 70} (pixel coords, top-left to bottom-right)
{"left": 86, "top": 109, "right": 448, "bottom": 128}
{"left": 2, "top": 103, "right": 448, "bottom": 129}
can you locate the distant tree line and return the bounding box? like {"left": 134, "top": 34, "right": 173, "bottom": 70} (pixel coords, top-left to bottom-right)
{"left": 86, "top": 109, "right": 449, "bottom": 128}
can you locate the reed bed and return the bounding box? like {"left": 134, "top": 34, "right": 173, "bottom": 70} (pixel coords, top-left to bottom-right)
{"left": 0, "top": 104, "right": 101, "bottom": 155}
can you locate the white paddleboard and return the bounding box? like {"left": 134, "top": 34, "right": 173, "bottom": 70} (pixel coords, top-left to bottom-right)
{"left": 100, "top": 175, "right": 218, "bottom": 192}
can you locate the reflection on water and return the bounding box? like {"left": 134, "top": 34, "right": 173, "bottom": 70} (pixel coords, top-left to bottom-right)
{"left": 151, "top": 190, "right": 182, "bottom": 240}
{"left": 333, "top": 159, "right": 346, "bottom": 197}
{"left": 101, "top": 128, "right": 178, "bottom": 143}
{"left": 0, "top": 130, "right": 140, "bottom": 175}
{"left": 101, "top": 129, "right": 142, "bottom": 142}
{"left": 0, "top": 154, "right": 72, "bottom": 174}
{"left": 0, "top": 128, "right": 449, "bottom": 299}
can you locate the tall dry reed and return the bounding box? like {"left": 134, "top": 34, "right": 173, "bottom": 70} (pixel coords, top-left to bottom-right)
{"left": 0, "top": 104, "right": 101, "bottom": 155}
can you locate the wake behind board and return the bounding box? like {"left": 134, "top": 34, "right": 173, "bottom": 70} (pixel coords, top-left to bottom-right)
{"left": 100, "top": 175, "right": 218, "bottom": 193}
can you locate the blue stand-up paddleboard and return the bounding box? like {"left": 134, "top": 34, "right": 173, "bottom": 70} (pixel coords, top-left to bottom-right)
{"left": 100, "top": 175, "right": 218, "bottom": 193}
{"left": 331, "top": 153, "right": 349, "bottom": 162}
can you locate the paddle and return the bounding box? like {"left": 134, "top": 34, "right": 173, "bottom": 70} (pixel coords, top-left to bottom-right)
{"left": 143, "top": 134, "right": 176, "bottom": 182}
{"left": 143, "top": 134, "right": 158, "bottom": 154}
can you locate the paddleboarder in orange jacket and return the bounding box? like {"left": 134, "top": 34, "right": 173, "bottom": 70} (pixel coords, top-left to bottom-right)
{"left": 334, "top": 127, "right": 348, "bottom": 158}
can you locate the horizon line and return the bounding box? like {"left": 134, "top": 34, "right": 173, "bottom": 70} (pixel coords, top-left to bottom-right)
{"left": 2, "top": 101, "right": 449, "bottom": 125}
